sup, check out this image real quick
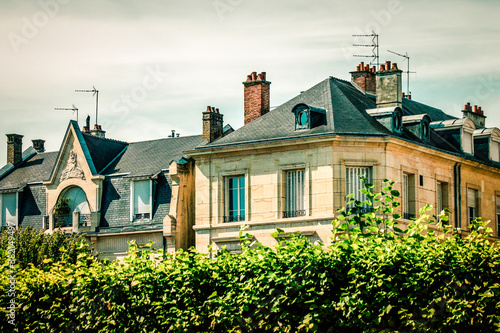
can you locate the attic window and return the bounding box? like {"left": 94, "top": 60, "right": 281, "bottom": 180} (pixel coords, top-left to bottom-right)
{"left": 291, "top": 103, "right": 326, "bottom": 131}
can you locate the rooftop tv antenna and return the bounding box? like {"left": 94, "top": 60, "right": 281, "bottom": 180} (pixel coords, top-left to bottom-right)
{"left": 387, "top": 50, "right": 416, "bottom": 95}
{"left": 75, "top": 86, "right": 99, "bottom": 124}
{"left": 353, "top": 31, "right": 379, "bottom": 67}
{"left": 55, "top": 104, "right": 79, "bottom": 124}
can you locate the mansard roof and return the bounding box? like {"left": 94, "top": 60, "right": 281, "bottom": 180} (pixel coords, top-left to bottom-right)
{"left": 200, "top": 77, "right": 456, "bottom": 148}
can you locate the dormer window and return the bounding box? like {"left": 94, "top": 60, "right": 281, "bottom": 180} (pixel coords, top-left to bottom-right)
{"left": 366, "top": 106, "right": 403, "bottom": 135}
{"left": 402, "top": 114, "right": 431, "bottom": 142}
{"left": 292, "top": 103, "right": 326, "bottom": 131}
{"left": 430, "top": 118, "right": 476, "bottom": 155}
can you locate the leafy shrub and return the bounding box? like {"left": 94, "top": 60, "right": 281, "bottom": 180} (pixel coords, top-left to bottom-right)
{"left": 0, "top": 179, "right": 499, "bottom": 332}
{"left": 0, "top": 227, "right": 93, "bottom": 269}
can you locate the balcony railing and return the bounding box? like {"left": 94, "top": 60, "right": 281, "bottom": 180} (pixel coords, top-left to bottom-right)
{"left": 283, "top": 210, "right": 306, "bottom": 218}
{"left": 79, "top": 214, "right": 91, "bottom": 227}
{"left": 53, "top": 214, "right": 71, "bottom": 228}
{"left": 224, "top": 215, "right": 245, "bottom": 223}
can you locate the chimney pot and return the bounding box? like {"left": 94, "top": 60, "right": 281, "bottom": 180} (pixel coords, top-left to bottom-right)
{"left": 386, "top": 61, "right": 391, "bottom": 70}
{"left": 261, "top": 72, "right": 266, "bottom": 81}
{"left": 392, "top": 63, "right": 398, "bottom": 70}
{"left": 251, "top": 72, "right": 257, "bottom": 81}
{"left": 380, "top": 65, "right": 386, "bottom": 71}
{"left": 246, "top": 75, "right": 252, "bottom": 82}
{"left": 206, "top": 105, "right": 211, "bottom": 112}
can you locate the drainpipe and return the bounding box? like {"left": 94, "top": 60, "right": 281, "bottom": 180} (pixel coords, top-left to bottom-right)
{"left": 453, "top": 163, "right": 461, "bottom": 229}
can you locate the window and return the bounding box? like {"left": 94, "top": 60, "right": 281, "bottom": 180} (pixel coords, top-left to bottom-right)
{"left": 402, "top": 173, "right": 416, "bottom": 219}
{"left": 496, "top": 196, "right": 500, "bottom": 237}
{"left": 131, "top": 180, "right": 152, "bottom": 221}
{"left": 346, "top": 167, "right": 372, "bottom": 214}
{"left": 0, "top": 192, "right": 18, "bottom": 228}
{"left": 462, "top": 131, "right": 473, "bottom": 154}
{"left": 436, "top": 181, "right": 449, "bottom": 222}
{"left": 467, "top": 188, "right": 478, "bottom": 229}
{"left": 283, "top": 170, "right": 305, "bottom": 218}
{"left": 491, "top": 140, "right": 500, "bottom": 162}
{"left": 225, "top": 176, "right": 245, "bottom": 222}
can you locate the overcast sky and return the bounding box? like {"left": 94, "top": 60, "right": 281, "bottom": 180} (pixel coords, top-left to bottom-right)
{"left": 1, "top": 0, "right": 499, "bottom": 165}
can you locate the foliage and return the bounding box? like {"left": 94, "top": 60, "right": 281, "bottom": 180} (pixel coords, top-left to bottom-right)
{"left": 0, "top": 179, "right": 499, "bottom": 332}
{"left": 53, "top": 197, "right": 70, "bottom": 215}
{"left": 0, "top": 227, "right": 93, "bottom": 270}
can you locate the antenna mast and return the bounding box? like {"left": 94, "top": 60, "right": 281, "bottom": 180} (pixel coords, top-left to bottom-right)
{"left": 55, "top": 104, "right": 79, "bottom": 124}
{"left": 353, "top": 31, "right": 379, "bottom": 67}
{"left": 387, "top": 50, "right": 416, "bottom": 95}
{"left": 75, "top": 86, "right": 99, "bottom": 124}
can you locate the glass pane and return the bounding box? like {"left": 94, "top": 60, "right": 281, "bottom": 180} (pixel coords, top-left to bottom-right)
{"left": 134, "top": 180, "right": 151, "bottom": 214}
{"left": 2, "top": 193, "right": 16, "bottom": 225}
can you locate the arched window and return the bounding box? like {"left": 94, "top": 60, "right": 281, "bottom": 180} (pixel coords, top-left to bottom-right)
{"left": 61, "top": 187, "right": 90, "bottom": 214}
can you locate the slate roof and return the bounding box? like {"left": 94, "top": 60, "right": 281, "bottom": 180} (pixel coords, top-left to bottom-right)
{"left": 82, "top": 133, "right": 128, "bottom": 174}
{"left": 0, "top": 151, "right": 58, "bottom": 191}
{"left": 102, "top": 135, "right": 203, "bottom": 177}
{"left": 200, "top": 77, "right": 457, "bottom": 149}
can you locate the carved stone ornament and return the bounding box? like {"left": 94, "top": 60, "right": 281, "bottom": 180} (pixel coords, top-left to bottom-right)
{"left": 60, "top": 150, "right": 85, "bottom": 181}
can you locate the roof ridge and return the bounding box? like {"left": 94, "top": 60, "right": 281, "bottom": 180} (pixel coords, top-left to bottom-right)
{"left": 81, "top": 132, "right": 128, "bottom": 145}
{"left": 128, "top": 134, "right": 203, "bottom": 144}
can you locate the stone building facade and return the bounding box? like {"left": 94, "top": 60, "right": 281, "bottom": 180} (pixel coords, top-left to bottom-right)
{"left": 189, "top": 62, "right": 500, "bottom": 252}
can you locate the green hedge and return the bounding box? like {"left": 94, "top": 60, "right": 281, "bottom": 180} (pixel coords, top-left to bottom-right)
{"left": 0, "top": 227, "right": 91, "bottom": 270}
{"left": 1, "top": 179, "right": 499, "bottom": 332}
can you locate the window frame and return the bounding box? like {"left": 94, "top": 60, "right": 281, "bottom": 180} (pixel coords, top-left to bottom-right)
{"left": 130, "top": 178, "right": 153, "bottom": 222}
{"left": 224, "top": 175, "right": 246, "bottom": 223}
{"left": 402, "top": 171, "right": 417, "bottom": 220}
{"left": 278, "top": 163, "right": 309, "bottom": 219}
{"left": 218, "top": 169, "right": 249, "bottom": 224}
{"left": 345, "top": 166, "right": 373, "bottom": 214}
{"left": 467, "top": 187, "right": 479, "bottom": 229}
{"left": 436, "top": 180, "right": 449, "bottom": 222}
{"left": 283, "top": 169, "right": 306, "bottom": 218}
{"left": 0, "top": 191, "right": 19, "bottom": 229}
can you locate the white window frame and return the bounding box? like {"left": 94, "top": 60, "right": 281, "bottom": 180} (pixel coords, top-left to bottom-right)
{"left": 436, "top": 181, "right": 449, "bottom": 216}
{"left": 462, "top": 128, "right": 474, "bottom": 155}
{"left": 402, "top": 172, "right": 416, "bottom": 220}
{"left": 345, "top": 166, "right": 373, "bottom": 214}
{"left": 467, "top": 187, "right": 479, "bottom": 229}
{"left": 224, "top": 175, "right": 246, "bottom": 222}
{"left": 278, "top": 163, "right": 309, "bottom": 219}
{"left": 0, "top": 192, "right": 19, "bottom": 228}
{"left": 491, "top": 138, "right": 500, "bottom": 162}
{"left": 218, "top": 169, "right": 249, "bottom": 224}
{"left": 283, "top": 169, "right": 305, "bottom": 218}
{"left": 130, "top": 179, "right": 153, "bottom": 222}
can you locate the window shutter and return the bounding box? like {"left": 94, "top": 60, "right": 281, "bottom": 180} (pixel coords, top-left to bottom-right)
{"left": 436, "top": 182, "right": 442, "bottom": 214}
{"left": 286, "top": 170, "right": 304, "bottom": 213}
{"left": 346, "top": 167, "right": 372, "bottom": 210}
{"left": 467, "top": 188, "right": 476, "bottom": 208}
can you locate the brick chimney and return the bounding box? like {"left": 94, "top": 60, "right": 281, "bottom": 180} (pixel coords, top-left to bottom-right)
{"left": 350, "top": 62, "right": 376, "bottom": 94}
{"left": 243, "top": 72, "right": 271, "bottom": 125}
{"left": 462, "top": 102, "right": 486, "bottom": 128}
{"left": 376, "top": 61, "right": 402, "bottom": 108}
{"left": 32, "top": 139, "right": 45, "bottom": 153}
{"left": 202, "top": 106, "right": 224, "bottom": 143}
{"left": 6, "top": 134, "right": 23, "bottom": 166}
